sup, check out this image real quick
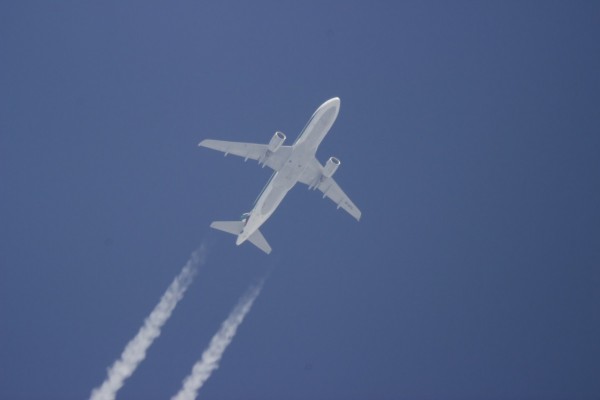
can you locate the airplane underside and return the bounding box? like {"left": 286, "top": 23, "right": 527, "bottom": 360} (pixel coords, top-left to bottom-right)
{"left": 199, "top": 97, "right": 361, "bottom": 254}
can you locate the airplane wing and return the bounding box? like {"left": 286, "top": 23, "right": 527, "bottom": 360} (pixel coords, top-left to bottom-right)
{"left": 198, "top": 139, "right": 292, "bottom": 171}
{"left": 299, "top": 158, "right": 362, "bottom": 221}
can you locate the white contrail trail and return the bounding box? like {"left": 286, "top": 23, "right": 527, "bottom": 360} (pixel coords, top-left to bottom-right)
{"left": 171, "top": 280, "right": 264, "bottom": 400}
{"left": 90, "top": 246, "right": 207, "bottom": 400}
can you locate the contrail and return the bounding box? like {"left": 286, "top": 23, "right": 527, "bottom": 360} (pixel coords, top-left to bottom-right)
{"left": 90, "top": 246, "right": 207, "bottom": 400}
{"left": 171, "top": 279, "right": 264, "bottom": 400}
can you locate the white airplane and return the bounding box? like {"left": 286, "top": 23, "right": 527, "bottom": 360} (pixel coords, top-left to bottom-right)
{"left": 199, "top": 97, "right": 361, "bottom": 254}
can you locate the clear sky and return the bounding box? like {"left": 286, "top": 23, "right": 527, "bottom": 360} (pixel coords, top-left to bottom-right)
{"left": 1, "top": 1, "right": 599, "bottom": 399}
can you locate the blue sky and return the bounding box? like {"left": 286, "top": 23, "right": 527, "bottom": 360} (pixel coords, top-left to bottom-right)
{"left": 1, "top": 1, "right": 599, "bottom": 399}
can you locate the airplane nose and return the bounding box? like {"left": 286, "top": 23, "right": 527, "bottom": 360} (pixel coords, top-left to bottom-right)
{"left": 322, "top": 97, "right": 340, "bottom": 111}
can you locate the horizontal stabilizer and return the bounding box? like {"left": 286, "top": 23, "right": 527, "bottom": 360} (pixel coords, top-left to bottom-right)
{"left": 210, "top": 221, "right": 244, "bottom": 235}
{"left": 247, "top": 229, "right": 272, "bottom": 254}
{"left": 210, "top": 221, "right": 272, "bottom": 254}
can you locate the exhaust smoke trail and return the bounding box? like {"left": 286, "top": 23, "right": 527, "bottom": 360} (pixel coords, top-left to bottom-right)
{"left": 171, "top": 280, "right": 264, "bottom": 400}
{"left": 90, "top": 246, "right": 207, "bottom": 400}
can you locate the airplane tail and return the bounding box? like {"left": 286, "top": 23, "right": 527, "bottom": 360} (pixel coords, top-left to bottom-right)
{"left": 210, "top": 221, "right": 272, "bottom": 254}
{"left": 246, "top": 228, "right": 272, "bottom": 254}
{"left": 210, "top": 221, "right": 244, "bottom": 235}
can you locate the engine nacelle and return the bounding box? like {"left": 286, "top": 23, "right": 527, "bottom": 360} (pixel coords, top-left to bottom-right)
{"left": 323, "top": 156, "right": 341, "bottom": 178}
{"left": 268, "top": 131, "right": 286, "bottom": 152}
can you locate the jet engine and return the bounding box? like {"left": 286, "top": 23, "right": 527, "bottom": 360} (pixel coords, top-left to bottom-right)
{"left": 268, "top": 131, "right": 286, "bottom": 152}
{"left": 323, "top": 156, "right": 341, "bottom": 178}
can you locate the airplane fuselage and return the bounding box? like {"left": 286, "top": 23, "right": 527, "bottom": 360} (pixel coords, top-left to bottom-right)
{"left": 236, "top": 98, "right": 340, "bottom": 245}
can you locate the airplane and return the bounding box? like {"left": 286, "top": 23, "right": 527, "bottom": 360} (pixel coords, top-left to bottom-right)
{"left": 199, "top": 97, "right": 361, "bottom": 254}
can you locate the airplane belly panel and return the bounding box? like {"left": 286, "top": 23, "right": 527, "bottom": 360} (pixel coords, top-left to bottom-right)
{"left": 260, "top": 180, "right": 289, "bottom": 216}
{"left": 201, "top": 97, "right": 359, "bottom": 254}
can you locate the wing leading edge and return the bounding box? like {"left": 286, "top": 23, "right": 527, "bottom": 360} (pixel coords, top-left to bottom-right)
{"left": 198, "top": 139, "right": 292, "bottom": 171}
{"left": 299, "top": 158, "right": 362, "bottom": 221}
{"left": 199, "top": 139, "right": 361, "bottom": 221}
